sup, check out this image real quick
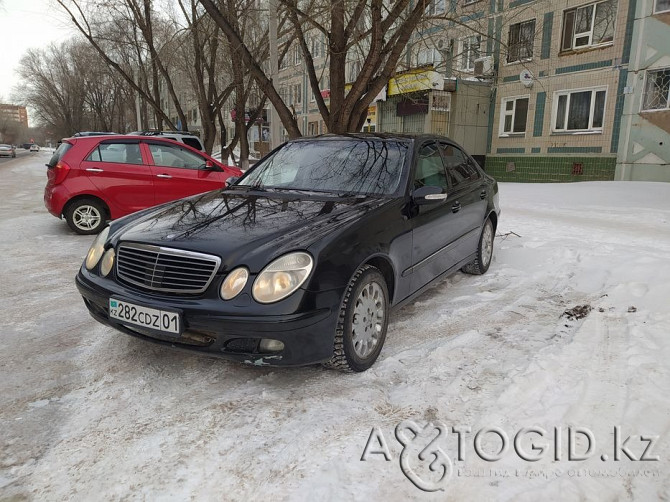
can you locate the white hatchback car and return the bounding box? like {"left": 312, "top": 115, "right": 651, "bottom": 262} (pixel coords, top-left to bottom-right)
{"left": 30, "top": 144, "right": 40, "bottom": 152}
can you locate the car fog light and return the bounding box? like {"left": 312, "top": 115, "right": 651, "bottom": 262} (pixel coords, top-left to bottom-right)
{"left": 100, "top": 248, "right": 115, "bottom": 277}
{"left": 259, "top": 339, "right": 285, "bottom": 352}
{"left": 220, "top": 267, "right": 249, "bottom": 300}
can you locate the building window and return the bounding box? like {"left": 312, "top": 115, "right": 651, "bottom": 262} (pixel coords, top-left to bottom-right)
{"left": 507, "top": 20, "right": 535, "bottom": 62}
{"left": 279, "top": 53, "right": 289, "bottom": 70}
{"left": 460, "top": 35, "right": 481, "bottom": 71}
{"left": 293, "top": 83, "right": 302, "bottom": 104}
{"left": 655, "top": 0, "right": 670, "bottom": 12}
{"left": 311, "top": 36, "right": 320, "bottom": 58}
{"left": 349, "top": 60, "right": 362, "bottom": 81}
{"left": 425, "top": 0, "right": 445, "bottom": 15}
{"left": 561, "top": 0, "right": 616, "bottom": 52}
{"left": 642, "top": 68, "right": 670, "bottom": 110}
{"left": 499, "top": 96, "right": 529, "bottom": 135}
{"left": 552, "top": 87, "right": 607, "bottom": 132}
{"left": 417, "top": 47, "right": 442, "bottom": 66}
{"left": 294, "top": 45, "right": 302, "bottom": 65}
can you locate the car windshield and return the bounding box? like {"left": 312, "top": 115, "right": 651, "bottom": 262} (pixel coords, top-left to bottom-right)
{"left": 237, "top": 139, "right": 408, "bottom": 195}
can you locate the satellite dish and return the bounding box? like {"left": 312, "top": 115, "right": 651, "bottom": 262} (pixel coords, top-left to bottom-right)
{"left": 520, "top": 69, "right": 534, "bottom": 88}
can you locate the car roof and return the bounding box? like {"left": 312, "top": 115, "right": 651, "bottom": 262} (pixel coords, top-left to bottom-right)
{"left": 63, "top": 134, "right": 178, "bottom": 143}
{"left": 290, "top": 132, "right": 455, "bottom": 143}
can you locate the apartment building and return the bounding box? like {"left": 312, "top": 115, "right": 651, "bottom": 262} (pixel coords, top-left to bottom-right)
{"left": 0, "top": 104, "right": 29, "bottom": 128}
{"left": 615, "top": 0, "right": 670, "bottom": 181}
{"left": 484, "top": 0, "right": 634, "bottom": 181}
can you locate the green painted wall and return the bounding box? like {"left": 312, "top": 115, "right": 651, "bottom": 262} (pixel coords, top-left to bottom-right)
{"left": 484, "top": 156, "right": 616, "bottom": 182}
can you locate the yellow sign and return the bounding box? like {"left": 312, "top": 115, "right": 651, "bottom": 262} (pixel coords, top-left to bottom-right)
{"left": 367, "top": 106, "right": 376, "bottom": 124}
{"left": 387, "top": 69, "right": 442, "bottom": 96}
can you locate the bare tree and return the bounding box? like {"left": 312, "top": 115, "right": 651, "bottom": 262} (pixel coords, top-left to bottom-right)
{"left": 15, "top": 39, "right": 136, "bottom": 138}
{"left": 56, "top": 0, "right": 187, "bottom": 130}
{"left": 198, "top": 0, "right": 432, "bottom": 136}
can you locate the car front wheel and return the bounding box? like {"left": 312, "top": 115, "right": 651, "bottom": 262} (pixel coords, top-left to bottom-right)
{"left": 65, "top": 198, "right": 106, "bottom": 235}
{"left": 462, "top": 218, "right": 494, "bottom": 275}
{"left": 324, "top": 265, "right": 389, "bottom": 372}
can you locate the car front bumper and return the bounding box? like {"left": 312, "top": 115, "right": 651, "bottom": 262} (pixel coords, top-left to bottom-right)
{"left": 76, "top": 268, "right": 341, "bottom": 366}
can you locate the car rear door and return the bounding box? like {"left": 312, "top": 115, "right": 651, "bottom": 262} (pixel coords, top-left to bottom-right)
{"left": 145, "top": 141, "right": 227, "bottom": 205}
{"left": 440, "top": 142, "right": 489, "bottom": 263}
{"left": 80, "top": 140, "right": 155, "bottom": 217}
{"left": 409, "top": 141, "right": 465, "bottom": 292}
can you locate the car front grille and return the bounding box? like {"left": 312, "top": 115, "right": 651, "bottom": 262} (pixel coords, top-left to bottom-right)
{"left": 116, "top": 243, "right": 221, "bottom": 294}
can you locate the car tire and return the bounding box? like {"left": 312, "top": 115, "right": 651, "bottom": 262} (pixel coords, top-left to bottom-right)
{"left": 65, "top": 198, "right": 107, "bottom": 235}
{"left": 324, "top": 265, "right": 389, "bottom": 372}
{"left": 462, "top": 218, "right": 495, "bottom": 275}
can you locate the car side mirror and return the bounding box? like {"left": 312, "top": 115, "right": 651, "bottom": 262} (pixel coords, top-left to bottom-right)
{"left": 205, "top": 160, "right": 216, "bottom": 170}
{"left": 225, "top": 176, "right": 239, "bottom": 187}
{"left": 413, "top": 185, "right": 448, "bottom": 205}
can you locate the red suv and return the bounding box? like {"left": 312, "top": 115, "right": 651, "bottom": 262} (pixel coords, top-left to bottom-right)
{"left": 44, "top": 135, "right": 242, "bottom": 234}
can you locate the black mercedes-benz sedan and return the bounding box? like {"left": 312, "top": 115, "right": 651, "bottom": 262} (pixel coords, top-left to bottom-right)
{"left": 76, "top": 134, "right": 500, "bottom": 372}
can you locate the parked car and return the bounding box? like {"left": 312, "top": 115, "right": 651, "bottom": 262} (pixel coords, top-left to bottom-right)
{"left": 0, "top": 144, "right": 16, "bottom": 158}
{"left": 44, "top": 134, "right": 242, "bottom": 235}
{"left": 30, "top": 144, "right": 40, "bottom": 152}
{"left": 76, "top": 134, "right": 500, "bottom": 371}
{"left": 129, "top": 130, "right": 205, "bottom": 152}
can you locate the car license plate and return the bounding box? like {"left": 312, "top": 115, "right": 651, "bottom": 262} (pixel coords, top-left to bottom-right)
{"left": 109, "top": 298, "right": 181, "bottom": 335}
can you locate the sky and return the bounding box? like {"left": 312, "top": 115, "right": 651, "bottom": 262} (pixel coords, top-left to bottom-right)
{"left": 0, "top": 0, "right": 75, "bottom": 102}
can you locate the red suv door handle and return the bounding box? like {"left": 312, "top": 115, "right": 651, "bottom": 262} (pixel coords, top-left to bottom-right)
{"left": 85, "top": 168, "right": 104, "bottom": 173}
{"left": 156, "top": 174, "right": 172, "bottom": 179}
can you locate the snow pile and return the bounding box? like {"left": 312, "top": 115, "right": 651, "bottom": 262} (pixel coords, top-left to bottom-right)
{"left": 1, "top": 159, "right": 669, "bottom": 501}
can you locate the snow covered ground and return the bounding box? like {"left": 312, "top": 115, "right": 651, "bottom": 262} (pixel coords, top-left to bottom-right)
{"left": 1, "top": 153, "right": 669, "bottom": 501}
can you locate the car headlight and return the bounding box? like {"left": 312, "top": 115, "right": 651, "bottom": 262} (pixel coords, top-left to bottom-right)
{"left": 100, "top": 248, "right": 115, "bottom": 277}
{"left": 220, "top": 267, "right": 249, "bottom": 300}
{"left": 252, "top": 252, "right": 313, "bottom": 304}
{"left": 85, "top": 226, "right": 110, "bottom": 270}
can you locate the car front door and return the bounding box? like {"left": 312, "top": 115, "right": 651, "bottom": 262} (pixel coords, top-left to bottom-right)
{"left": 145, "top": 141, "right": 227, "bottom": 205}
{"left": 440, "top": 142, "right": 489, "bottom": 263}
{"left": 408, "top": 141, "right": 464, "bottom": 292}
{"left": 80, "top": 140, "right": 155, "bottom": 217}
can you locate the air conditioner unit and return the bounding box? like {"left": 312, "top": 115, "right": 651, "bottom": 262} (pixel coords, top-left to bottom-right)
{"left": 474, "top": 56, "right": 494, "bottom": 77}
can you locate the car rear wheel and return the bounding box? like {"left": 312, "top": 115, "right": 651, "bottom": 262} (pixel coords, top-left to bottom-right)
{"left": 324, "top": 265, "right": 389, "bottom": 372}
{"left": 462, "top": 218, "right": 494, "bottom": 275}
{"left": 65, "top": 198, "right": 106, "bottom": 235}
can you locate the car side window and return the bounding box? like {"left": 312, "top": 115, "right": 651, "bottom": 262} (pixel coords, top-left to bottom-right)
{"left": 441, "top": 144, "right": 480, "bottom": 188}
{"left": 148, "top": 143, "right": 205, "bottom": 170}
{"left": 182, "top": 137, "right": 203, "bottom": 150}
{"left": 414, "top": 142, "right": 448, "bottom": 190}
{"left": 86, "top": 143, "right": 143, "bottom": 165}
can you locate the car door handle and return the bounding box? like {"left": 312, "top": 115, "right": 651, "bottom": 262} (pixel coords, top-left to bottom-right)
{"left": 85, "top": 168, "right": 104, "bottom": 173}
{"left": 156, "top": 174, "right": 172, "bottom": 179}
{"left": 480, "top": 190, "right": 487, "bottom": 200}
{"left": 451, "top": 202, "right": 461, "bottom": 213}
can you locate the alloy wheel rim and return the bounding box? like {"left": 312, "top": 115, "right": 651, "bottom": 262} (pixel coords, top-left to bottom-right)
{"left": 73, "top": 205, "right": 101, "bottom": 231}
{"left": 482, "top": 222, "right": 493, "bottom": 267}
{"left": 351, "top": 281, "right": 385, "bottom": 359}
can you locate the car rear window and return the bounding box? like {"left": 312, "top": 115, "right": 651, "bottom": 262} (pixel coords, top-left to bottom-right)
{"left": 47, "top": 142, "right": 73, "bottom": 168}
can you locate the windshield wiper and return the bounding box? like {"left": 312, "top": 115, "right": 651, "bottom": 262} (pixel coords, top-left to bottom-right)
{"left": 228, "top": 180, "right": 269, "bottom": 192}
{"left": 268, "top": 187, "right": 368, "bottom": 198}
